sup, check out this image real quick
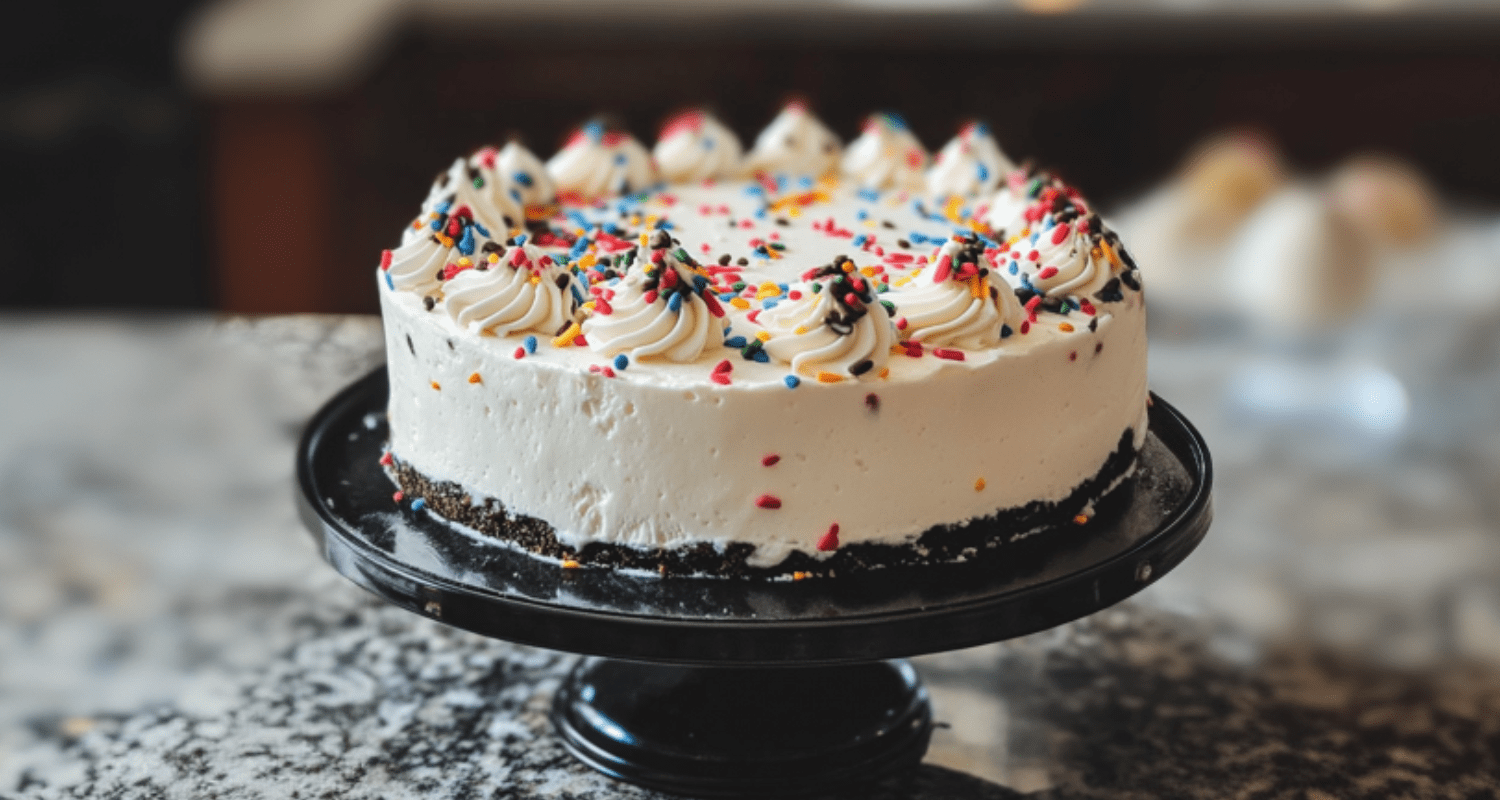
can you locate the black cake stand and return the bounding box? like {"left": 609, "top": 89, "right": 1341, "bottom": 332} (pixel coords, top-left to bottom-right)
{"left": 297, "top": 368, "right": 1212, "bottom": 798}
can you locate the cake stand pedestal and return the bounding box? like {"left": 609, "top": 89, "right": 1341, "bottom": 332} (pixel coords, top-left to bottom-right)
{"left": 297, "top": 368, "right": 1212, "bottom": 798}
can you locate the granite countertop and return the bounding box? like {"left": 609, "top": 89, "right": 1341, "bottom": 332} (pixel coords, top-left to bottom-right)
{"left": 2, "top": 313, "right": 1499, "bottom": 799}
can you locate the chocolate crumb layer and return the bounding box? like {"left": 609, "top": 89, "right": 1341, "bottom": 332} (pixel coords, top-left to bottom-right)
{"left": 388, "top": 428, "right": 1138, "bottom": 579}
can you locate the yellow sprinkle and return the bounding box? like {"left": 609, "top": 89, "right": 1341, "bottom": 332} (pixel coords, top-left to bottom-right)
{"left": 583, "top": 301, "right": 597, "bottom": 312}
{"left": 730, "top": 298, "right": 750, "bottom": 310}
{"left": 975, "top": 477, "right": 986, "bottom": 491}
{"left": 487, "top": 253, "right": 500, "bottom": 264}
{"left": 893, "top": 277, "right": 911, "bottom": 287}
{"left": 562, "top": 559, "right": 581, "bottom": 569}
{"left": 638, "top": 233, "right": 650, "bottom": 248}
{"left": 795, "top": 326, "right": 809, "bottom": 336}
{"left": 787, "top": 206, "right": 802, "bottom": 218}
{"left": 841, "top": 261, "right": 856, "bottom": 273}
{"left": 645, "top": 214, "right": 659, "bottom": 227}
{"left": 793, "top": 571, "right": 809, "bottom": 581}
{"left": 552, "top": 322, "right": 581, "bottom": 348}
{"left": 1059, "top": 322, "right": 1074, "bottom": 332}
{"left": 430, "top": 381, "right": 441, "bottom": 391}
{"left": 816, "top": 371, "right": 843, "bottom": 384}
{"left": 864, "top": 220, "right": 877, "bottom": 228}
{"left": 1101, "top": 240, "right": 1124, "bottom": 272}
{"left": 578, "top": 253, "right": 597, "bottom": 269}
{"left": 1074, "top": 514, "right": 1090, "bottom": 525}
{"left": 860, "top": 266, "right": 876, "bottom": 277}
{"left": 756, "top": 331, "right": 772, "bottom": 342}
{"left": 756, "top": 281, "right": 782, "bottom": 299}
{"left": 457, "top": 256, "right": 471, "bottom": 267}
{"left": 943, "top": 195, "right": 965, "bottom": 223}
{"left": 529, "top": 275, "right": 540, "bottom": 285}
{"left": 879, "top": 367, "right": 890, "bottom": 378}
{"left": 468, "top": 372, "right": 482, "bottom": 384}
{"left": 968, "top": 275, "right": 985, "bottom": 299}
{"left": 1090, "top": 246, "right": 1104, "bottom": 262}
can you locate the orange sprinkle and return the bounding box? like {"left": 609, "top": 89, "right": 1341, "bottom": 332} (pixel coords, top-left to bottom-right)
{"left": 430, "top": 381, "right": 441, "bottom": 391}
{"left": 562, "top": 559, "right": 581, "bottom": 569}
{"left": 468, "top": 372, "right": 482, "bottom": 384}
{"left": 756, "top": 331, "right": 772, "bottom": 342}
{"left": 729, "top": 297, "right": 751, "bottom": 310}
{"left": 793, "top": 571, "right": 810, "bottom": 581}
{"left": 879, "top": 367, "right": 890, "bottom": 379}
{"left": 816, "top": 371, "right": 843, "bottom": 384}
{"left": 1059, "top": 322, "right": 1075, "bottom": 332}
{"left": 1074, "top": 514, "right": 1089, "bottom": 525}
{"left": 975, "top": 477, "right": 986, "bottom": 491}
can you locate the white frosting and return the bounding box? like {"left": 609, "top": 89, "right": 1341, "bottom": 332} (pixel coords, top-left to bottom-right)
{"left": 489, "top": 142, "right": 556, "bottom": 209}
{"left": 444, "top": 243, "right": 577, "bottom": 338}
{"left": 405, "top": 157, "right": 523, "bottom": 246}
{"left": 383, "top": 209, "right": 495, "bottom": 297}
{"left": 583, "top": 248, "right": 729, "bottom": 363}
{"left": 840, "top": 112, "right": 928, "bottom": 191}
{"left": 653, "top": 110, "right": 743, "bottom": 184}
{"left": 380, "top": 173, "right": 1149, "bottom": 567}
{"left": 892, "top": 239, "right": 1024, "bottom": 348}
{"left": 546, "top": 121, "right": 658, "bottom": 199}
{"left": 758, "top": 270, "right": 897, "bottom": 377}
{"left": 927, "top": 122, "right": 1014, "bottom": 199}
{"left": 745, "top": 102, "right": 842, "bottom": 179}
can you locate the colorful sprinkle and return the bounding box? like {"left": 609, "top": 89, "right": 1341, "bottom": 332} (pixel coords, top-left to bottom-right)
{"left": 392, "top": 491, "right": 404, "bottom": 503}
{"left": 756, "top": 494, "right": 782, "bottom": 509}
{"left": 784, "top": 375, "right": 801, "bottom": 388}
{"left": 816, "top": 371, "right": 844, "bottom": 383}
{"left": 817, "top": 523, "right": 840, "bottom": 552}
{"left": 762, "top": 454, "right": 781, "bottom": 467}
{"left": 614, "top": 354, "right": 629, "bottom": 370}
{"left": 468, "top": 372, "right": 482, "bottom": 383}
{"left": 933, "top": 348, "right": 965, "bottom": 361}
{"left": 411, "top": 498, "right": 427, "bottom": 512}
{"left": 524, "top": 335, "right": 538, "bottom": 354}
{"left": 975, "top": 477, "right": 986, "bottom": 491}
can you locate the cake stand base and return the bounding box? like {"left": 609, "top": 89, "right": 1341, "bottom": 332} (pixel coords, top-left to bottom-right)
{"left": 551, "top": 658, "right": 932, "bottom": 798}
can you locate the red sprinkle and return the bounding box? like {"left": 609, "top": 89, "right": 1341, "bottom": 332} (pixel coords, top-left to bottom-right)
{"left": 933, "top": 255, "right": 953, "bottom": 282}
{"left": 710, "top": 372, "right": 732, "bottom": 385}
{"left": 844, "top": 292, "right": 860, "bottom": 306}
{"left": 392, "top": 491, "right": 404, "bottom": 502}
{"left": 746, "top": 309, "right": 762, "bottom": 325}
{"left": 755, "top": 494, "right": 782, "bottom": 510}
{"left": 896, "top": 317, "right": 908, "bottom": 330}
{"left": 379, "top": 452, "right": 393, "bottom": 466}
{"left": 817, "top": 524, "right": 841, "bottom": 552}
{"left": 933, "top": 348, "right": 966, "bottom": 361}
{"left": 762, "top": 454, "right": 781, "bottom": 467}
{"left": 1037, "top": 267, "right": 1058, "bottom": 280}
{"left": 1051, "top": 223, "right": 1071, "bottom": 245}
{"left": 644, "top": 290, "right": 659, "bottom": 305}
{"left": 602, "top": 367, "right": 616, "bottom": 377}
{"left": 513, "top": 347, "right": 525, "bottom": 359}
{"left": 713, "top": 359, "right": 733, "bottom": 374}
{"left": 1068, "top": 351, "right": 1077, "bottom": 362}
{"left": 702, "top": 293, "right": 725, "bottom": 317}
{"left": 788, "top": 290, "right": 802, "bottom": 300}
{"left": 1020, "top": 320, "right": 1031, "bottom": 335}
{"left": 1080, "top": 300, "right": 1096, "bottom": 316}
{"left": 1027, "top": 250, "right": 1040, "bottom": 261}
{"left": 573, "top": 334, "right": 588, "bottom": 347}
{"left": 380, "top": 250, "right": 393, "bottom": 270}
{"left": 1025, "top": 296, "right": 1043, "bottom": 312}
{"left": 903, "top": 341, "right": 924, "bottom": 358}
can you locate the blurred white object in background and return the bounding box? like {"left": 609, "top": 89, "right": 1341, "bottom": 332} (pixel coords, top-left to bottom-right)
{"left": 1223, "top": 182, "right": 1375, "bottom": 329}
{"left": 1327, "top": 153, "right": 1440, "bottom": 249}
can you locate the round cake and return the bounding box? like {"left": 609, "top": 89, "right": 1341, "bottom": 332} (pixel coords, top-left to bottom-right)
{"left": 378, "top": 104, "right": 1148, "bottom": 578}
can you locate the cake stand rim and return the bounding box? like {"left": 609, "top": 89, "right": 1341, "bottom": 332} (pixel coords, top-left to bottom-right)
{"left": 296, "top": 366, "right": 1212, "bottom": 664}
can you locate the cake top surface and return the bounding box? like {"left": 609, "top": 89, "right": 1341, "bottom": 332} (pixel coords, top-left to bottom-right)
{"left": 379, "top": 105, "right": 1143, "bottom": 389}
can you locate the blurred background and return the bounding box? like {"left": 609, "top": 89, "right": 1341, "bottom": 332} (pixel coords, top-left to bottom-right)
{"left": 5, "top": 1, "right": 1500, "bottom": 796}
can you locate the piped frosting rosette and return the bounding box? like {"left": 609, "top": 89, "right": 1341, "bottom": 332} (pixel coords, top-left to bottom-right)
{"left": 745, "top": 101, "right": 842, "bottom": 179}
{"left": 443, "top": 242, "right": 579, "bottom": 337}
{"left": 892, "top": 237, "right": 1024, "bottom": 349}
{"left": 583, "top": 233, "right": 729, "bottom": 362}
{"left": 985, "top": 166, "right": 1058, "bottom": 240}
{"left": 841, "top": 112, "right": 928, "bottom": 191}
{"left": 927, "top": 122, "right": 1015, "bottom": 199}
{"left": 382, "top": 205, "right": 496, "bottom": 296}
{"left": 757, "top": 260, "right": 897, "bottom": 379}
{"left": 653, "top": 109, "right": 744, "bottom": 184}
{"left": 546, "top": 120, "right": 658, "bottom": 200}
{"left": 474, "top": 142, "right": 556, "bottom": 213}
{"left": 405, "top": 157, "right": 523, "bottom": 246}
{"left": 998, "top": 188, "right": 1138, "bottom": 304}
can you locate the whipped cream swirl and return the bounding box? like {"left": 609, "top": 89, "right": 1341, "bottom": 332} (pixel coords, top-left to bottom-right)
{"left": 841, "top": 112, "right": 927, "bottom": 191}
{"left": 984, "top": 166, "right": 1057, "bottom": 240}
{"left": 759, "top": 262, "right": 896, "bottom": 377}
{"left": 583, "top": 240, "right": 728, "bottom": 362}
{"left": 478, "top": 142, "right": 557, "bottom": 210}
{"left": 745, "top": 101, "right": 842, "bottom": 179}
{"left": 653, "top": 109, "right": 744, "bottom": 184}
{"left": 443, "top": 243, "right": 578, "bottom": 337}
{"left": 893, "top": 238, "right": 1024, "bottom": 348}
{"left": 546, "top": 120, "right": 658, "bottom": 199}
{"left": 406, "top": 157, "right": 523, "bottom": 245}
{"left": 926, "top": 121, "right": 1015, "bottom": 199}
{"left": 384, "top": 207, "right": 495, "bottom": 296}
{"left": 1001, "top": 194, "right": 1117, "bottom": 299}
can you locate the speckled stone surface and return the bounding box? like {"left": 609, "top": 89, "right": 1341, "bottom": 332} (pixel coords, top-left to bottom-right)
{"left": 3, "top": 313, "right": 1500, "bottom": 799}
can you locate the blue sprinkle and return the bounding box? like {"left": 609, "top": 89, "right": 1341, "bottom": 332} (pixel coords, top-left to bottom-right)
{"left": 857, "top": 209, "right": 869, "bottom": 220}
{"left": 753, "top": 206, "right": 768, "bottom": 219}
{"left": 614, "top": 153, "right": 627, "bottom": 166}
{"left": 775, "top": 175, "right": 788, "bottom": 192}
{"left": 514, "top": 171, "right": 534, "bottom": 187}
{"left": 583, "top": 120, "right": 604, "bottom": 142}
{"left": 798, "top": 175, "right": 814, "bottom": 188}
{"left": 384, "top": 272, "right": 394, "bottom": 290}
{"left": 752, "top": 350, "right": 769, "bottom": 363}
{"left": 510, "top": 189, "right": 522, "bottom": 202}
{"left": 474, "top": 221, "right": 491, "bottom": 238}
{"left": 514, "top": 233, "right": 528, "bottom": 246}
{"left": 1001, "top": 324, "right": 1013, "bottom": 338}
{"left": 668, "top": 293, "right": 683, "bottom": 313}
{"left": 524, "top": 335, "right": 538, "bottom": 354}
{"left": 703, "top": 138, "right": 715, "bottom": 150}
{"left": 852, "top": 234, "right": 867, "bottom": 247}
{"left": 784, "top": 375, "right": 801, "bottom": 388}
{"left": 429, "top": 216, "right": 444, "bottom": 231}
{"left": 858, "top": 189, "right": 880, "bottom": 202}
{"left": 692, "top": 275, "right": 709, "bottom": 293}
{"left": 1009, "top": 262, "right": 1019, "bottom": 275}
{"left": 411, "top": 498, "right": 427, "bottom": 512}
{"left": 973, "top": 122, "right": 990, "bottom": 136}
{"left": 458, "top": 226, "right": 476, "bottom": 255}
{"left": 567, "top": 211, "right": 591, "bottom": 230}
{"left": 977, "top": 164, "right": 989, "bottom": 182}
{"left": 570, "top": 283, "right": 586, "bottom": 306}
{"left": 745, "top": 185, "right": 766, "bottom": 197}
{"left": 761, "top": 298, "right": 780, "bottom": 310}
{"left": 436, "top": 200, "right": 453, "bottom": 214}
{"left": 725, "top": 336, "right": 747, "bottom": 348}
{"left": 778, "top": 283, "right": 789, "bottom": 292}
{"left": 719, "top": 292, "right": 736, "bottom": 301}
{"left": 614, "top": 354, "right": 629, "bottom": 370}
{"left": 656, "top": 219, "right": 674, "bottom": 230}
{"left": 1029, "top": 232, "right": 1040, "bottom": 245}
